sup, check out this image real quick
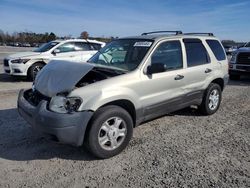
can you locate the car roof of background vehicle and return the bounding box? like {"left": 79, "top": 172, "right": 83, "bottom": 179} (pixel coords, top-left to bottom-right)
{"left": 52, "top": 39, "right": 105, "bottom": 45}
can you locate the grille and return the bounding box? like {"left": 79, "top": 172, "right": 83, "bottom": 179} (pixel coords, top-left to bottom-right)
{"left": 24, "top": 89, "right": 50, "bottom": 106}
{"left": 237, "top": 52, "right": 250, "bottom": 64}
{"left": 3, "top": 59, "right": 9, "bottom": 66}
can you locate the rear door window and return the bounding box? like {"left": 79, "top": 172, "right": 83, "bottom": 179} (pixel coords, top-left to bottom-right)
{"left": 74, "top": 42, "right": 91, "bottom": 51}
{"left": 206, "top": 40, "right": 226, "bottom": 61}
{"left": 184, "top": 39, "right": 210, "bottom": 67}
{"left": 90, "top": 43, "right": 102, "bottom": 50}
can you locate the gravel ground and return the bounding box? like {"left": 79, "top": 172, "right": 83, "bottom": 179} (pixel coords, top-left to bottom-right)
{"left": 0, "top": 47, "right": 249, "bottom": 187}
{"left": 0, "top": 78, "right": 249, "bottom": 187}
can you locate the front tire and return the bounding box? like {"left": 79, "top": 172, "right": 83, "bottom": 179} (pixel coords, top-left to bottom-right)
{"left": 85, "top": 105, "right": 133, "bottom": 159}
{"left": 199, "top": 83, "right": 222, "bottom": 115}
{"left": 28, "top": 62, "right": 45, "bottom": 81}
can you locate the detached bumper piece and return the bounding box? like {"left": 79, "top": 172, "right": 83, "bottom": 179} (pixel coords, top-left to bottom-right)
{"left": 17, "top": 89, "right": 93, "bottom": 146}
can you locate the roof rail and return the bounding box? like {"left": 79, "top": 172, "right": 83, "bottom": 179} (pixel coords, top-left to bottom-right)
{"left": 184, "top": 33, "right": 214, "bottom": 36}
{"left": 141, "top": 30, "right": 183, "bottom": 36}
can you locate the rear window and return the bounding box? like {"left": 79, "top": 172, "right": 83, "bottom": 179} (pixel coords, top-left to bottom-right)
{"left": 206, "top": 40, "right": 226, "bottom": 61}
{"left": 184, "top": 39, "right": 210, "bottom": 67}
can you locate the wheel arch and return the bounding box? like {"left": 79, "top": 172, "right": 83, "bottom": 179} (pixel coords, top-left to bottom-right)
{"left": 211, "top": 77, "right": 224, "bottom": 91}
{"left": 27, "top": 60, "right": 46, "bottom": 73}
{"left": 27, "top": 60, "right": 46, "bottom": 79}
{"left": 99, "top": 99, "right": 137, "bottom": 127}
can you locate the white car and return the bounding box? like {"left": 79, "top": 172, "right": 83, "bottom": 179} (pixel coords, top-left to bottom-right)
{"left": 3, "top": 39, "right": 105, "bottom": 80}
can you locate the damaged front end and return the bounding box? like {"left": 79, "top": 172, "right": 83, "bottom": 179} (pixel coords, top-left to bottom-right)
{"left": 23, "top": 60, "right": 124, "bottom": 114}
{"left": 17, "top": 60, "right": 125, "bottom": 146}
{"left": 34, "top": 60, "right": 95, "bottom": 97}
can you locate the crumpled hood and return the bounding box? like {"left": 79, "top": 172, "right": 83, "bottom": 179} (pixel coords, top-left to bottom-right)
{"left": 34, "top": 60, "right": 94, "bottom": 97}
{"left": 8, "top": 51, "right": 41, "bottom": 59}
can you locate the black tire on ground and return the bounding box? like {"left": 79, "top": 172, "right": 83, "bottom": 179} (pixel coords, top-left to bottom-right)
{"left": 229, "top": 74, "right": 240, "bottom": 80}
{"left": 199, "top": 83, "right": 222, "bottom": 115}
{"left": 27, "top": 62, "right": 45, "bottom": 81}
{"left": 85, "top": 105, "right": 133, "bottom": 159}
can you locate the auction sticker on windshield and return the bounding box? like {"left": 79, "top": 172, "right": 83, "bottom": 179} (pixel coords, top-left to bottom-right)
{"left": 134, "top": 41, "right": 152, "bottom": 47}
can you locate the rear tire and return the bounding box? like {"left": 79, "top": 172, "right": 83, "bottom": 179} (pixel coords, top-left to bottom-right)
{"left": 28, "top": 62, "right": 45, "bottom": 81}
{"left": 229, "top": 74, "right": 240, "bottom": 80}
{"left": 199, "top": 83, "right": 222, "bottom": 115}
{"left": 85, "top": 105, "right": 133, "bottom": 159}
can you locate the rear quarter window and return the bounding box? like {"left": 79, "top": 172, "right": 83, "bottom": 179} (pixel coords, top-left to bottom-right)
{"left": 206, "top": 40, "right": 226, "bottom": 61}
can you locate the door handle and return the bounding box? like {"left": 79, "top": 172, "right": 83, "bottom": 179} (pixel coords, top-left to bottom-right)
{"left": 174, "top": 74, "right": 184, "bottom": 80}
{"left": 69, "top": 55, "right": 75, "bottom": 57}
{"left": 205, "top": 68, "right": 212, "bottom": 73}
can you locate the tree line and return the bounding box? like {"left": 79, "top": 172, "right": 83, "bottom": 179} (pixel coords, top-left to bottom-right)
{"left": 0, "top": 30, "right": 115, "bottom": 46}
{"left": 0, "top": 30, "right": 57, "bottom": 45}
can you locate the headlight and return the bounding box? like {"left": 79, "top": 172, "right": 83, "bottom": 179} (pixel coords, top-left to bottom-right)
{"left": 230, "top": 53, "right": 237, "bottom": 63}
{"left": 11, "top": 59, "right": 30, "bottom": 64}
{"left": 49, "top": 96, "right": 82, "bottom": 113}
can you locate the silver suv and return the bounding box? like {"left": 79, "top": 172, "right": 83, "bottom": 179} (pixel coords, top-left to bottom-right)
{"left": 18, "top": 31, "right": 229, "bottom": 158}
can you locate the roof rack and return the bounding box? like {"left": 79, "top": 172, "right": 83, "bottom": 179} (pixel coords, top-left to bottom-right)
{"left": 141, "top": 30, "right": 183, "bottom": 36}
{"left": 184, "top": 33, "right": 214, "bottom": 36}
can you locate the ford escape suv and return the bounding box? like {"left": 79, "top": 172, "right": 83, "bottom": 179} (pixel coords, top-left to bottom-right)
{"left": 18, "top": 31, "right": 229, "bottom": 158}
{"left": 4, "top": 39, "right": 105, "bottom": 80}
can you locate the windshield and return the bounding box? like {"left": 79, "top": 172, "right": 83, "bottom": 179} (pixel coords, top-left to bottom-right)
{"left": 245, "top": 42, "right": 250, "bottom": 47}
{"left": 88, "top": 39, "right": 153, "bottom": 71}
{"left": 33, "top": 41, "right": 59, "bottom": 52}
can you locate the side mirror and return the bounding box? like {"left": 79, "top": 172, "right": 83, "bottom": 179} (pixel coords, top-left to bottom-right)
{"left": 52, "top": 49, "right": 60, "bottom": 55}
{"left": 147, "top": 63, "right": 167, "bottom": 75}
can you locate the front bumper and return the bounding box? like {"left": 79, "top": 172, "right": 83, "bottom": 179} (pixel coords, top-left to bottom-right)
{"left": 229, "top": 64, "right": 250, "bottom": 76}
{"left": 3, "top": 59, "right": 28, "bottom": 76}
{"left": 17, "top": 89, "right": 93, "bottom": 146}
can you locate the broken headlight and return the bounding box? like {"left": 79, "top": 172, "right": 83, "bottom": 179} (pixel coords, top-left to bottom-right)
{"left": 49, "top": 96, "right": 82, "bottom": 113}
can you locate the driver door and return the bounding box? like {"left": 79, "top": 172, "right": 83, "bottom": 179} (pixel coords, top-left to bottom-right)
{"left": 139, "top": 40, "right": 187, "bottom": 120}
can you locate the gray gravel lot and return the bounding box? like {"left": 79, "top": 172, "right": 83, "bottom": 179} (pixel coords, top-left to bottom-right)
{"left": 0, "top": 47, "right": 249, "bottom": 187}
{"left": 0, "top": 46, "right": 35, "bottom": 60}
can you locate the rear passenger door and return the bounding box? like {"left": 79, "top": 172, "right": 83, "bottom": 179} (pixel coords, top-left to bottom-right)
{"left": 182, "top": 38, "right": 211, "bottom": 101}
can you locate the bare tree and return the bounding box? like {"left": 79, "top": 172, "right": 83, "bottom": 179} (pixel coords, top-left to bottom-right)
{"left": 80, "top": 31, "right": 89, "bottom": 39}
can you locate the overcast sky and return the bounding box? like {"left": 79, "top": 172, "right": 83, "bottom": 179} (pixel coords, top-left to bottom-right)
{"left": 0, "top": 0, "right": 249, "bottom": 41}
